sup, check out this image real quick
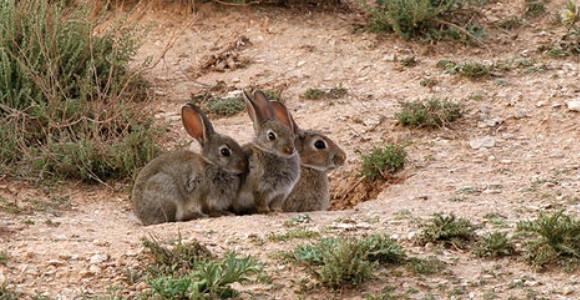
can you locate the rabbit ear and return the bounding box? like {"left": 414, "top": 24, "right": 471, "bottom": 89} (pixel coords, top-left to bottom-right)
{"left": 270, "top": 100, "right": 297, "bottom": 134}
{"left": 244, "top": 89, "right": 275, "bottom": 127}
{"left": 269, "top": 99, "right": 295, "bottom": 132}
{"left": 181, "top": 103, "right": 214, "bottom": 146}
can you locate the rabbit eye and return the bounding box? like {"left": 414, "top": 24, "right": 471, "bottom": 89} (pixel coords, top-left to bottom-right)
{"left": 314, "top": 140, "right": 326, "bottom": 149}
{"left": 220, "top": 147, "right": 231, "bottom": 157}
{"left": 267, "top": 131, "right": 276, "bottom": 141}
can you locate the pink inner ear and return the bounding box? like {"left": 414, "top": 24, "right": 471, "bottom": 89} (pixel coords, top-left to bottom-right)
{"left": 271, "top": 102, "right": 294, "bottom": 132}
{"left": 182, "top": 107, "right": 205, "bottom": 140}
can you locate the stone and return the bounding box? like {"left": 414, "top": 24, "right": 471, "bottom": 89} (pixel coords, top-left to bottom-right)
{"left": 469, "top": 136, "right": 495, "bottom": 149}
{"left": 566, "top": 100, "right": 580, "bottom": 112}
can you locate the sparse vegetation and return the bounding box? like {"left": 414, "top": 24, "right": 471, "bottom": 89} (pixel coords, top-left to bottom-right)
{"left": 524, "top": 0, "right": 547, "bottom": 17}
{"left": 302, "top": 86, "right": 348, "bottom": 100}
{"left": 396, "top": 99, "right": 463, "bottom": 128}
{"left": 517, "top": 211, "right": 580, "bottom": 269}
{"left": 418, "top": 213, "right": 478, "bottom": 249}
{"left": 0, "top": 281, "right": 21, "bottom": 300}
{"left": 363, "top": 0, "right": 485, "bottom": 43}
{"left": 138, "top": 236, "right": 262, "bottom": 299}
{"left": 0, "top": 250, "right": 7, "bottom": 266}
{"left": 360, "top": 143, "right": 407, "bottom": 181}
{"left": 474, "top": 232, "right": 516, "bottom": 258}
{"left": 284, "top": 214, "right": 312, "bottom": 227}
{"left": 268, "top": 228, "right": 320, "bottom": 242}
{"left": 141, "top": 235, "right": 214, "bottom": 276}
{"left": 291, "top": 234, "right": 406, "bottom": 289}
{"left": 406, "top": 256, "right": 447, "bottom": 275}
{"left": 0, "top": 0, "right": 161, "bottom": 182}
{"left": 148, "top": 252, "right": 262, "bottom": 299}
{"left": 192, "top": 93, "right": 245, "bottom": 116}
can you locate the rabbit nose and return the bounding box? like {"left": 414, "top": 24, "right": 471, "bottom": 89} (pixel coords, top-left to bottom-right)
{"left": 334, "top": 152, "right": 346, "bottom": 166}
{"left": 283, "top": 146, "right": 295, "bottom": 155}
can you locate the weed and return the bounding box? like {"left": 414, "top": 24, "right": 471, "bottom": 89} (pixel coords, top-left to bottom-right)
{"left": 268, "top": 229, "right": 320, "bottom": 242}
{"left": 418, "top": 213, "right": 478, "bottom": 249}
{"left": 284, "top": 214, "right": 312, "bottom": 227}
{"left": 360, "top": 143, "right": 407, "bottom": 181}
{"left": 400, "top": 56, "right": 417, "bottom": 67}
{"left": 141, "top": 235, "right": 214, "bottom": 276}
{"left": 148, "top": 252, "right": 262, "bottom": 299}
{"left": 44, "top": 219, "right": 61, "bottom": 227}
{"left": 0, "top": 281, "right": 21, "bottom": 300}
{"left": 0, "top": 0, "right": 161, "bottom": 182}
{"left": 365, "top": 286, "right": 411, "bottom": 300}
{"left": 483, "top": 212, "right": 509, "bottom": 228}
{"left": 493, "top": 17, "right": 522, "bottom": 30}
{"left": 474, "top": 232, "right": 516, "bottom": 258}
{"left": 457, "top": 62, "right": 492, "bottom": 79}
{"left": 292, "top": 235, "right": 405, "bottom": 289}
{"left": 364, "top": 0, "right": 484, "bottom": 43}
{"left": 458, "top": 186, "right": 479, "bottom": 194}
{"left": 406, "top": 256, "right": 446, "bottom": 275}
{"left": 524, "top": 0, "right": 547, "bottom": 17}
{"left": 358, "top": 234, "right": 407, "bottom": 264}
{"left": 205, "top": 97, "right": 245, "bottom": 116}
{"left": 302, "top": 86, "right": 348, "bottom": 100}
{"left": 516, "top": 210, "right": 580, "bottom": 268}
{"left": 302, "top": 88, "right": 326, "bottom": 100}
{"left": 419, "top": 78, "right": 438, "bottom": 87}
{"left": 395, "top": 99, "right": 463, "bottom": 128}
{"left": 0, "top": 250, "right": 7, "bottom": 266}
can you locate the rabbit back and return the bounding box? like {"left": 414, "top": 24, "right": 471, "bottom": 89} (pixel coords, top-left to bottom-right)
{"left": 131, "top": 150, "right": 208, "bottom": 225}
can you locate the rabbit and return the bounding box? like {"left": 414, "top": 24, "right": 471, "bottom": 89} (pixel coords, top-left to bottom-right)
{"left": 232, "top": 90, "right": 301, "bottom": 214}
{"left": 131, "top": 103, "right": 247, "bottom": 225}
{"left": 265, "top": 101, "right": 347, "bottom": 212}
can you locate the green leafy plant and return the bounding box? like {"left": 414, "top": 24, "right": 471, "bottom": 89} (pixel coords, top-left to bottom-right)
{"left": 474, "top": 232, "right": 516, "bottom": 258}
{"left": 360, "top": 144, "right": 407, "bottom": 181}
{"left": 364, "top": 0, "right": 485, "bottom": 43}
{"left": 517, "top": 211, "right": 580, "bottom": 268}
{"left": 524, "top": 0, "right": 547, "bottom": 17}
{"left": 141, "top": 235, "right": 214, "bottom": 276}
{"left": 302, "top": 86, "right": 348, "bottom": 100}
{"left": 419, "top": 213, "right": 478, "bottom": 249}
{"left": 148, "top": 252, "right": 262, "bottom": 299}
{"left": 206, "top": 97, "right": 245, "bottom": 116}
{"left": 395, "top": 99, "right": 462, "bottom": 128}
{"left": 268, "top": 229, "right": 320, "bottom": 242}
{"left": 0, "top": 0, "right": 161, "bottom": 182}
{"left": 291, "top": 234, "right": 406, "bottom": 289}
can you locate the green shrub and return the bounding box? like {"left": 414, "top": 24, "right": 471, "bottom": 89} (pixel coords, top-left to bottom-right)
{"left": 419, "top": 213, "right": 478, "bottom": 249}
{"left": 148, "top": 252, "right": 262, "bottom": 299}
{"left": 395, "top": 99, "right": 462, "bottom": 128}
{"left": 0, "top": 0, "right": 161, "bottom": 182}
{"left": 141, "top": 235, "right": 214, "bottom": 276}
{"left": 302, "top": 86, "right": 348, "bottom": 100}
{"left": 360, "top": 143, "right": 407, "bottom": 181}
{"left": 291, "top": 234, "right": 406, "bottom": 289}
{"left": 364, "top": 0, "right": 484, "bottom": 42}
{"left": 474, "top": 232, "right": 516, "bottom": 258}
{"left": 517, "top": 211, "right": 580, "bottom": 268}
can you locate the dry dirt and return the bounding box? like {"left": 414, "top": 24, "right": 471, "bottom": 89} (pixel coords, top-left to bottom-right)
{"left": 1, "top": 1, "right": 580, "bottom": 299}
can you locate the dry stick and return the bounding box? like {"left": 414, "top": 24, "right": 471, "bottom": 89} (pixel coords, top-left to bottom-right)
{"left": 434, "top": 19, "right": 489, "bottom": 50}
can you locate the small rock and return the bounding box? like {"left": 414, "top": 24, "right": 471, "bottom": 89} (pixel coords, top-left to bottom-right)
{"left": 89, "top": 254, "right": 108, "bottom": 264}
{"left": 296, "top": 60, "right": 305, "bottom": 67}
{"left": 562, "top": 287, "right": 574, "bottom": 295}
{"left": 566, "top": 100, "right": 580, "bottom": 112}
{"left": 524, "top": 280, "right": 539, "bottom": 287}
{"left": 89, "top": 265, "right": 101, "bottom": 274}
{"left": 469, "top": 136, "right": 496, "bottom": 149}
{"left": 47, "top": 259, "right": 65, "bottom": 267}
{"left": 79, "top": 269, "right": 94, "bottom": 278}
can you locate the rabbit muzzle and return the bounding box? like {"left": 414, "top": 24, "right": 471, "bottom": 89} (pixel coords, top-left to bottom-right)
{"left": 282, "top": 146, "right": 296, "bottom": 156}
